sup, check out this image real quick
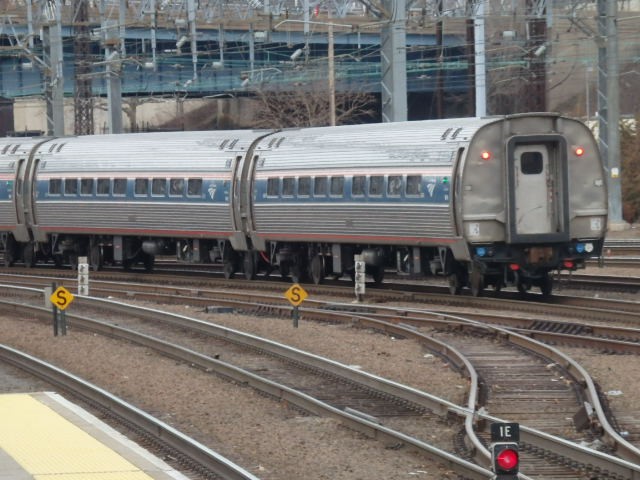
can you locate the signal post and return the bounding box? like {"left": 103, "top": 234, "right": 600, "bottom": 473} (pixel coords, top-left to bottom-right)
{"left": 490, "top": 422, "right": 519, "bottom": 479}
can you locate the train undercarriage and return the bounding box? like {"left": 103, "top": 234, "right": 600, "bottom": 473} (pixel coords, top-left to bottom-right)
{"left": 1, "top": 232, "right": 595, "bottom": 298}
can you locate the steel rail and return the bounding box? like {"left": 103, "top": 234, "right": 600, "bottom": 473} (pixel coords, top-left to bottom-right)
{"left": 294, "top": 298, "right": 640, "bottom": 478}
{"left": 0, "top": 294, "right": 492, "bottom": 480}
{"left": 3, "top": 285, "right": 640, "bottom": 478}
{"left": 0, "top": 343, "right": 261, "bottom": 480}
{"left": 364, "top": 303, "right": 640, "bottom": 473}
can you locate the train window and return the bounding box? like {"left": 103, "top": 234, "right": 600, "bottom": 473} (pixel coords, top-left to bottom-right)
{"left": 80, "top": 178, "right": 94, "bottom": 195}
{"left": 330, "top": 176, "right": 344, "bottom": 196}
{"left": 314, "top": 177, "right": 327, "bottom": 196}
{"left": 49, "top": 179, "right": 62, "bottom": 195}
{"left": 267, "top": 177, "right": 280, "bottom": 197}
{"left": 521, "top": 152, "right": 543, "bottom": 174}
{"left": 406, "top": 175, "right": 422, "bottom": 195}
{"left": 169, "top": 178, "right": 185, "bottom": 196}
{"left": 369, "top": 175, "right": 384, "bottom": 196}
{"left": 352, "top": 176, "right": 366, "bottom": 196}
{"left": 267, "top": 177, "right": 280, "bottom": 196}
{"left": 282, "top": 177, "right": 295, "bottom": 197}
{"left": 298, "top": 177, "right": 311, "bottom": 196}
{"left": 135, "top": 178, "right": 148, "bottom": 196}
{"left": 387, "top": 175, "right": 402, "bottom": 196}
{"left": 96, "top": 178, "right": 110, "bottom": 195}
{"left": 152, "top": 178, "right": 166, "bottom": 196}
{"left": 64, "top": 179, "right": 78, "bottom": 195}
{"left": 187, "top": 178, "right": 202, "bottom": 196}
{"left": 113, "top": 178, "right": 126, "bottom": 195}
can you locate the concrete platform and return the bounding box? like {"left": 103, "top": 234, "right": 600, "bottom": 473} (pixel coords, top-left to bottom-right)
{"left": 0, "top": 392, "right": 190, "bottom": 479}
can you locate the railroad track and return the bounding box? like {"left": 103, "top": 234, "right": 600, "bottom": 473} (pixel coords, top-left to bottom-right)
{"left": 2, "top": 283, "right": 640, "bottom": 478}
{"left": 0, "top": 343, "right": 260, "bottom": 480}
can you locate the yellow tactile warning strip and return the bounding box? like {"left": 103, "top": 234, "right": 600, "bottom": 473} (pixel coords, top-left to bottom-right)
{"left": 0, "top": 393, "right": 175, "bottom": 480}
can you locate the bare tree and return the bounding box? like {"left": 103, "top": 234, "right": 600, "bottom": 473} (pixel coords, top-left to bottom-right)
{"left": 250, "top": 80, "right": 377, "bottom": 129}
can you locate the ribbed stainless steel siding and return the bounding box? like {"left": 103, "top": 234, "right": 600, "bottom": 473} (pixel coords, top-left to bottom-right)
{"left": 254, "top": 203, "right": 453, "bottom": 241}
{"left": 251, "top": 119, "right": 489, "bottom": 243}
{"left": 0, "top": 203, "right": 17, "bottom": 226}
{"left": 36, "top": 202, "right": 232, "bottom": 236}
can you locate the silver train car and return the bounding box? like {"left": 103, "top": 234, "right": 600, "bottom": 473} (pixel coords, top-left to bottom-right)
{"left": 0, "top": 113, "right": 608, "bottom": 296}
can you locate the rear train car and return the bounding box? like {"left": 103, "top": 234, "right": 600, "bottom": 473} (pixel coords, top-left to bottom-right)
{"left": 452, "top": 113, "right": 607, "bottom": 295}
{"left": 236, "top": 113, "right": 607, "bottom": 295}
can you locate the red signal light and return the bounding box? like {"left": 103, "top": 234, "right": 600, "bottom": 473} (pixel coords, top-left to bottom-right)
{"left": 481, "top": 150, "right": 491, "bottom": 161}
{"left": 492, "top": 442, "right": 519, "bottom": 478}
{"left": 496, "top": 447, "right": 518, "bottom": 470}
{"left": 509, "top": 264, "right": 520, "bottom": 271}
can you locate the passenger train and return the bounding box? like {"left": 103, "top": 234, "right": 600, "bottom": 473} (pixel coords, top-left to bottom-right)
{"left": 0, "top": 113, "right": 608, "bottom": 296}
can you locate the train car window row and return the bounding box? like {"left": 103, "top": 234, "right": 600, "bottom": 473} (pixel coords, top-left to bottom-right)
{"left": 265, "top": 174, "right": 426, "bottom": 198}
{"left": 48, "top": 177, "right": 204, "bottom": 197}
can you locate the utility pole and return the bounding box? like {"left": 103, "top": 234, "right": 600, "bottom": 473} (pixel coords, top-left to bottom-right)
{"left": 380, "top": 0, "right": 407, "bottom": 122}
{"left": 187, "top": 0, "right": 198, "bottom": 82}
{"left": 465, "top": 4, "right": 475, "bottom": 116}
{"left": 473, "top": 0, "right": 486, "bottom": 117}
{"left": 434, "top": 0, "right": 444, "bottom": 118}
{"left": 597, "top": 0, "right": 623, "bottom": 227}
{"left": 525, "top": 0, "right": 547, "bottom": 112}
{"left": 74, "top": 0, "right": 94, "bottom": 135}
{"left": 42, "top": 0, "right": 65, "bottom": 136}
{"left": 328, "top": 6, "right": 336, "bottom": 126}
{"left": 99, "top": 0, "right": 123, "bottom": 134}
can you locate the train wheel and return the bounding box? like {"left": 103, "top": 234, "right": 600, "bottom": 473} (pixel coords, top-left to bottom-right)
{"left": 279, "top": 261, "right": 290, "bottom": 280}
{"left": 222, "top": 249, "right": 238, "bottom": 279}
{"left": 371, "top": 265, "right": 385, "bottom": 284}
{"left": 470, "top": 267, "right": 484, "bottom": 297}
{"left": 539, "top": 274, "right": 553, "bottom": 296}
{"left": 291, "top": 263, "right": 302, "bottom": 284}
{"left": 310, "top": 255, "right": 325, "bottom": 285}
{"left": 243, "top": 251, "right": 257, "bottom": 280}
{"left": 223, "top": 261, "right": 235, "bottom": 279}
{"left": 89, "top": 243, "right": 103, "bottom": 271}
{"left": 69, "top": 253, "right": 79, "bottom": 271}
{"left": 290, "top": 254, "right": 307, "bottom": 284}
{"left": 447, "top": 274, "right": 462, "bottom": 295}
{"left": 516, "top": 280, "right": 531, "bottom": 294}
{"left": 4, "top": 237, "right": 17, "bottom": 267}
{"left": 53, "top": 254, "right": 63, "bottom": 267}
{"left": 143, "top": 253, "right": 155, "bottom": 272}
{"left": 23, "top": 243, "right": 35, "bottom": 268}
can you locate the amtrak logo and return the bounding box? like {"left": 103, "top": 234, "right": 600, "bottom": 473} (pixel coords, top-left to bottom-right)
{"left": 426, "top": 183, "right": 436, "bottom": 197}
{"left": 208, "top": 186, "right": 217, "bottom": 200}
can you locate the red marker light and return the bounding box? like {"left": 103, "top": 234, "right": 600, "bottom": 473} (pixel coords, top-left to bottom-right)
{"left": 574, "top": 146, "right": 585, "bottom": 156}
{"left": 496, "top": 447, "right": 519, "bottom": 470}
{"left": 563, "top": 260, "right": 575, "bottom": 269}
{"left": 481, "top": 151, "right": 491, "bottom": 161}
{"left": 509, "top": 264, "right": 520, "bottom": 271}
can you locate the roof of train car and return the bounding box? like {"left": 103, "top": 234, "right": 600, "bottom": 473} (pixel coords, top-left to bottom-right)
{"left": 254, "top": 117, "right": 502, "bottom": 171}
{"left": 33, "top": 130, "right": 274, "bottom": 173}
